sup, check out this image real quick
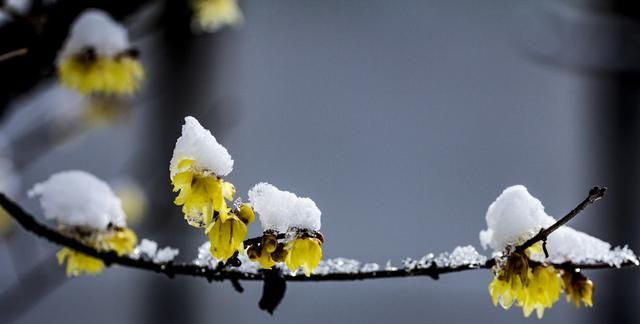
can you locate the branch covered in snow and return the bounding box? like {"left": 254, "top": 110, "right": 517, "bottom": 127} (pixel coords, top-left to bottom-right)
{"left": 515, "top": 186, "right": 607, "bottom": 255}
{"left": 1, "top": 187, "right": 636, "bottom": 283}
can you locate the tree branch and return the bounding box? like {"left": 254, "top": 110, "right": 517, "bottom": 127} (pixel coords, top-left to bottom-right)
{"left": 0, "top": 187, "right": 635, "bottom": 284}
{"left": 515, "top": 186, "right": 607, "bottom": 254}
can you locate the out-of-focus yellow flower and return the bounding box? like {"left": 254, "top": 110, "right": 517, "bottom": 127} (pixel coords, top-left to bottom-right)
{"left": 207, "top": 214, "right": 247, "bottom": 262}
{"left": 562, "top": 271, "right": 594, "bottom": 308}
{"left": 58, "top": 55, "right": 144, "bottom": 95}
{"left": 0, "top": 207, "right": 13, "bottom": 236}
{"left": 57, "top": 248, "right": 105, "bottom": 276}
{"left": 114, "top": 181, "right": 147, "bottom": 226}
{"left": 80, "top": 96, "right": 131, "bottom": 127}
{"left": 57, "top": 226, "right": 137, "bottom": 277}
{"left": 285, "top": 237, "right": 322, "bottom": 277}
{"left": 192, "top": 0, "right": 243, "bottom": 32}
{"left": 172, "top": 159, "right": 235, "bottom": 228}
{"left": 520, "top": 265, "right": 562, "bottom": 319}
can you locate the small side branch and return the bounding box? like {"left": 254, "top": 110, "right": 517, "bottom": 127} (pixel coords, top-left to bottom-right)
{"left": 515, "top": 186, "right": 607, "bottom": 254}
{"left": 0, "top": 48, "right": 28, "bottom": 62}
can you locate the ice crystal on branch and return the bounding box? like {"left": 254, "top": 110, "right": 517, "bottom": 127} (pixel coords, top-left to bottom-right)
{"left": 131, "top": 239, "right": 180, "bottom": 263}
{"left": 434, "top": 245, "right": 487, "bottom": 268}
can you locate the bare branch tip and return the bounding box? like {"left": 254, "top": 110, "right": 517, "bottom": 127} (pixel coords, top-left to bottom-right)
{"left": 588, "top": 186, "right": 606, "bottom": 202}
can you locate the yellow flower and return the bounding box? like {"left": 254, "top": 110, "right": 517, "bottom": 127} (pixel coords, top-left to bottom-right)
{"left": 247, "top": 233, "right": 279, "bottom": 269}
{"left": 57, "top": 226, "right": 137, "bottom": 277}
{"left": 103, "top": 227, "right": 138, "bottom": 255}
{"left": 285, "top": 237, "right": 322, "bottom": 277}
{"left": 488, "top": 252, "right": 530, "bottom": 309}
{"left": 248, "top": 246, "right": 277, "bottom": 269}
{"left": 525, "top": 241, "right": 544, "bottom": 257}
{"left": 207, "top": 214, "right": 247, "bottom": 262}
{"left": 192, "top": 0, "right": 243, "bottom": 32}
{"left": 57, "top": 248, "right": 105, "bottom": 276}
{"left": 0, "top": 207, "right": 13, "bottom": 236}
{"left": 237, "top": 203, "right": 255, "bottom": 224}
{"left": 562, "top": 272, "right": 594, "bottom": 308}
{"left": 58, "top": 55, "right": 144, "bottom": 95}
{"left": 520, "top": 265, "right": 562, "bottom": 319}
{"left": 488, "top": 252, "right": 562, "bottom": 318}
{"left": 114, "top": 181, "right": 147, "bottom": 226}
{"left": 172, "top": 159, "right": 235, "bottom": 228}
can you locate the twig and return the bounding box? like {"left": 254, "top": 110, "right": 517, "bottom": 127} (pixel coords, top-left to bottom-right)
{"left": 515, "top": 186, "right": 607, "bottom": 253}
{"left": 0, "top": 48, "right": 28, "bottom": 62}
{"left": 0, "top": 187, "right": 634, "bottom": 284}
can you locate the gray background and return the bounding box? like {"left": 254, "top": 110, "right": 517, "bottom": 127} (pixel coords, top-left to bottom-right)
{"left": 1, "top": 0, "right": 638, "bottom": 323}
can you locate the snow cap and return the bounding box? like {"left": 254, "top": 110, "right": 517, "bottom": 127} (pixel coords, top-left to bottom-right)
{"left": 28, "top": 170, "right": 126, "bottom": 229}
{"left": 480, "top": 185, "right": 637, "bottom": 266}
{"left": 248, "top": 182, "right": 321, "bottom": 232}
{"left": 59, "top": 9, "right": 129, "bottom": 59}
{"left": 170, "top": 116, "right": 234, "bottom": 178}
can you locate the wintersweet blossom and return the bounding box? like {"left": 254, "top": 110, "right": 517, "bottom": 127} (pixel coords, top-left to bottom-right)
{"left": 29, "top": 170, "right": 137, "bottom": 276}
{"left": 285, "top": 237, "right": 323, "bottom": 276}
{"left": 562, "top": 271, "right": 594, "bottom": 308}
{"left": 57, "top": 10, "right": 144, "bottom": 95}
{"left": 170, "top": 117, "right": 235, "bottom": 228}
{"left": 207, "top": 211, "right": 251, "bottom": 261}
{"left": 481, "top": 185, "right": 626, "bottom": 318}
{"left": 248, "top": 182, "right": 324, "bottom": 276}
{"left": 192, "top": 0, "right": 243, "bottom": 32}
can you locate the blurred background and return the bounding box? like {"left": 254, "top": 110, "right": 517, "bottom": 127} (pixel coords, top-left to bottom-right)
{"left": 0, "top": 0, "right": 639, "bottom": 323}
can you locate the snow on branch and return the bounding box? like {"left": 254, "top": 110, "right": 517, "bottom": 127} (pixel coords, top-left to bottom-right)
{"left": 1, "top": 186, "right": 636, "bottom": 283}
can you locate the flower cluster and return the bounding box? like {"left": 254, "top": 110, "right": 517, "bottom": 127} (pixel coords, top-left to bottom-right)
{"left": 489, "top": 248, "right": 593, "bottom": 318}
{"left": 482, "top": 185, "right": 604, "bottom": 318}
{"left": 57, "top": 10, "right": 144, "bottom": 96}
{"left": 247, "top": 182, "right": 324, "bottom": 276}
{"left": 29, "top": 170, "right": 138, "bottom": 276}
{"left": 170, "top": 117, "right": 324, "bottom": 275}
{"left": 191, "top": 0, "right": 243, "bottom": 32}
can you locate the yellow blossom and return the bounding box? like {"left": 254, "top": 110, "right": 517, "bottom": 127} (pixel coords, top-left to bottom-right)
{"left": 103, "top": 227, "right": 138, "bottom": 255}
{"left": 207, "top": 215, "right": 247, "bottom": 262}
{"left": 57, "top": 248, "right": 105, "bottom": 276}
{"left": 489, "top": 252, "right": 530, "bottom": 309}
{"left": 488, "top": 251, "right": 563, "bottom": 319}
{"left": 192, "top": 0, "right": 243, "bottom": 32}
{"left": 237, "top": 203, "right": 255, "bottom": 224}
{"left": 0, "top": 207, "right": 13, "bottom": 236}
{"left": 247, "top": 233, "right": 279, "bottom": 269}
{"left": 520, "top": 265, "right": 562, "bottom": 319}
{"left": 57, "top": 227, "right": 137, "bottom": 277}
{"left": 58, "top": 55, "right": 144, "bottom": 95}
{"left": 285, "top": 237, "right": 322, "bottom": 277}
{"left": 562, "top": 272, "right": 594, "bottom": 308}
{"left": 172, "top": 159, "right": 235, "bottom": 227}
{"left": 248, "top": 246, "right": 277, "bottom": 269}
